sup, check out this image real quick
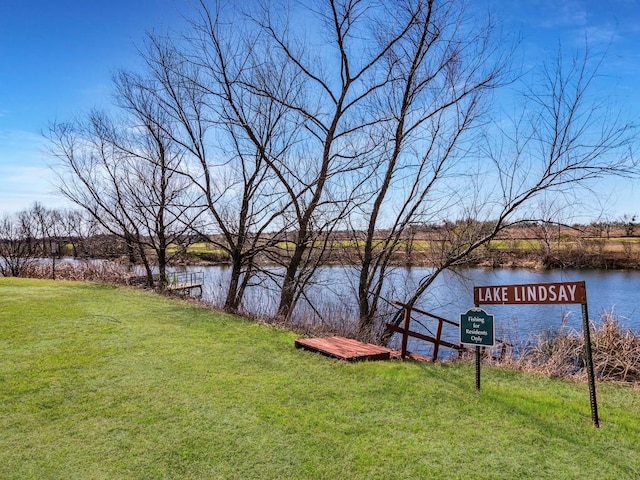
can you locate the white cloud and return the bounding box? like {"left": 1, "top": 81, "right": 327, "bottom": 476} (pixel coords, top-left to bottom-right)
{"left": 0, "top": 129, "right": 70, "bottom": 214}
{"left": 534, "top": 0, "right": 588, "bottom": 29}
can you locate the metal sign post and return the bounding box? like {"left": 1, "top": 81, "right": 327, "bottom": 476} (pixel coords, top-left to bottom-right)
{"left": 460, "top": 308, "right": 495, "bottom": 391}
{"left": 475, "top": 346, "right": 481, "bottom": 391}
{"left": 581, "top": 301, "right": 600, "bottom": 428}
{"left": 473, "top": 281, "right": 599, "bottom": 427}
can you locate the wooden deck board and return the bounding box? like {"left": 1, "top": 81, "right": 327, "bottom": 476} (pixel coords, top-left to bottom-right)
{"left": 295, "top": 336, "right": 393, "bottom": 361}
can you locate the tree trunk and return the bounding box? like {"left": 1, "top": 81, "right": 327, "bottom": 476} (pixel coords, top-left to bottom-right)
{"left": 224, "top": 252, "right": 243, "bottom": 313}
{"left": 276, "top": 239, "right": 307, "bottom": 321}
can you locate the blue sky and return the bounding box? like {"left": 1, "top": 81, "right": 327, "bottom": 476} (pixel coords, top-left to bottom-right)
{"left": 1, "top": 0, "right": 639, "bottom": 220}
{"left": 0, "top": 0, "right": 187, "bottom": 214}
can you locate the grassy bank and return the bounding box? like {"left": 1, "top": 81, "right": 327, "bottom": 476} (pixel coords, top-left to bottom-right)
{"left": 1, "top": 278, "right": 639, "bottom": 479}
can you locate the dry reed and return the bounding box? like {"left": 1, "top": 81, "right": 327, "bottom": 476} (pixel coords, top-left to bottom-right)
{"left": 20, "top": 260, "right": 133, "bottom": 284}
{"left": 504, "top": 310, "right": 640, "bottom": 383}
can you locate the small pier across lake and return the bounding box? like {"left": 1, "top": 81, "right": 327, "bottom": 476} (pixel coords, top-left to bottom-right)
{"left": 167, "top": 271, "right": 204, "bottom": 296}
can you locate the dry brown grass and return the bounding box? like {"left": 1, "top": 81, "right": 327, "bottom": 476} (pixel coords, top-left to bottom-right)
{"left": 21, "top": 259, "right": 133, "bottom": 284}
{"left": 503, "top": 310, "right": 640, "bottom": 383}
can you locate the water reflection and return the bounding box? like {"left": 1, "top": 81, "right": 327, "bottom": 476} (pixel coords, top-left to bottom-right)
{"left": 176, "top": 264, "right": 640, "bottom": 355}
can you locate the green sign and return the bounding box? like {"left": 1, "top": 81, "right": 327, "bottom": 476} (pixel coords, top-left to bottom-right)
{"left": 460, "top": 308, "right": 495, "bottom": 347}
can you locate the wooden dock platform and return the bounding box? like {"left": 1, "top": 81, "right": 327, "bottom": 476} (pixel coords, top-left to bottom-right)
{"left": 295, "top": 336, "right": 433, "bottom": 362}
{"left": 295, "top": 336, "right": 394, "bottom": 361}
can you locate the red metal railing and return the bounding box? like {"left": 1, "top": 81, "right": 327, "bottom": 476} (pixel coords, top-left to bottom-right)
{"left": 387, "top": 300, "right": 464, "bottom": 362}
{"left": 388, "top": 301, "right": 511, "bottom": 362}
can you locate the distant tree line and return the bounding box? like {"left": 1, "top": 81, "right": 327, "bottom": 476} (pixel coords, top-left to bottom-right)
{"left": 24, "top": 0, "right": 638, "bottom": 342}
{"left": 0, "top": 203, "right": 140, "bottom": 277}
{"left": 3, "top": 204, "right": 640, "bottom": 331}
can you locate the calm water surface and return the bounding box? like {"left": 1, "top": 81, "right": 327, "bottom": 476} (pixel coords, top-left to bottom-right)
{"left": 182, "top": 265, "right": 640, "bottom": 354}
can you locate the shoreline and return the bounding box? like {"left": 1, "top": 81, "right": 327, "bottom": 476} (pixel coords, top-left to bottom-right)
{"left": 170, "top": 248, "right": 640, "bottom": 271}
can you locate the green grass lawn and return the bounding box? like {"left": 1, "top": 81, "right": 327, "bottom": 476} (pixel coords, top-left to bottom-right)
{"left": 1, "top": 278, "right": 639, "bottom": 479}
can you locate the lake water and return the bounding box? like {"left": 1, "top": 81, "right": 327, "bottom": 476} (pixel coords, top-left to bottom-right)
{"left": 179, "top": 264, "right": 640, "bottom": 355}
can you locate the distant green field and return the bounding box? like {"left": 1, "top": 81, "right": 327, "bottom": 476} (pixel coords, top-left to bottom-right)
{"left": 187, "top": 241, "right": 217, "bottom": 253}
{"left": 488, "top": 239, "right": 541, "bottom": 250}
{"left": 3, "top": 278, "right": 638, "bottom": 479}
{"left": 168, "top": 236, "right": 640, "bottom": 260}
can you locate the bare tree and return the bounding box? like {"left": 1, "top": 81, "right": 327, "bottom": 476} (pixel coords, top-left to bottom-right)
{"left": 240, "top": 0, "right": 448, "bottom": 320}
{"left": 48, "top": 74, "right": 201, "bottom": 288}
{"left": 28, "top": 203, "right": 57, "bottom": 257}
{"left": 380, "top": 44, "right": 638, "bottom": 342}
{"left": 187, "top": 13, "right": 303, "bottom": 313}
{"left": 58, "top": 209, "right": 98, "bottom": 258}
{"left": 134, "top": 7, "right": 305, "bottom": 313}
{"left": 49, "top": 115, "right": 152, "bottom": 279}
{"left": 341, "top": 0, "right": 509, "bottom": 338}
{"left": 0, "top": 209, "right": 38, "bottom": 277}
{"left": 112, "top": 69, "right": 204, "bottom": 287}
